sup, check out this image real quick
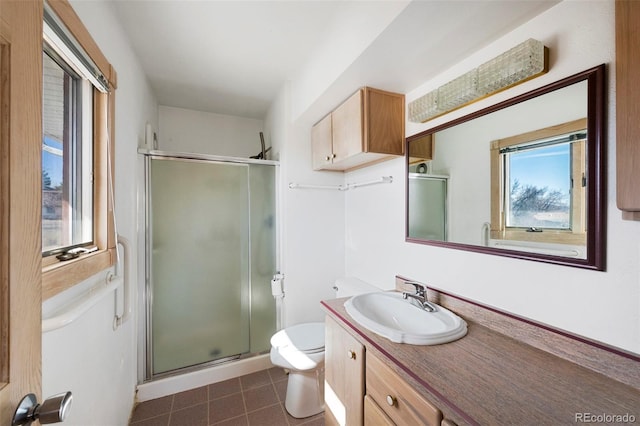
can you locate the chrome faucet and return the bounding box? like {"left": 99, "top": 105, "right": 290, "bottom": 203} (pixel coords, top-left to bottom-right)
{"left": 402, "top": 281, "right": 437, "bottom": 312}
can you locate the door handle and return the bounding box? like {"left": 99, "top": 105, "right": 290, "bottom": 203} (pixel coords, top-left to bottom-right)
{"left": 12, "top": 392, "right": 73, "bottom": 426}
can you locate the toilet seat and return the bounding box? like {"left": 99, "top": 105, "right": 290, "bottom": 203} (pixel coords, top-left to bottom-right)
{"left": 270, "top": 322, "right": 325, "bottom": 354}
{"left": 270, "top": 322, "right": 325, "bottom": 372}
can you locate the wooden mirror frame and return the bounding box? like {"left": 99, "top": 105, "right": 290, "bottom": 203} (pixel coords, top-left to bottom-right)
{"left": 405, "top": 64, "right": 606, "bottom": 271}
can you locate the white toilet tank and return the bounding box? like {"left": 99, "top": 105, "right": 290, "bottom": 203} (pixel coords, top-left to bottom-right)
{"left": 333, "top": 276, "right": 381, "bottom": 298}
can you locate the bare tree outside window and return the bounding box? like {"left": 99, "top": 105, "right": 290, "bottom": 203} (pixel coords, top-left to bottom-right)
{"left": 509, "top": 179, "right": 570, "bottom": 229}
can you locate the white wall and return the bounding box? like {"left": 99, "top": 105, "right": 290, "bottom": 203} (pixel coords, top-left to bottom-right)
{"left": 263, "top": 83, "right": 288, "bottom": 163}
{"left": 42, "top": 1, "right": 158, "bottom": 425}
{"left": 264, "top": 83, "right": 346, "bottom": 326}
{"left": 269, "top": 1, "right": 444, "bottom": 327}
{"left": 158, "top": 106, "right": 264, "bottom": 158}
{"left": 345, "top": 0, "right": 640, "bottom": 354}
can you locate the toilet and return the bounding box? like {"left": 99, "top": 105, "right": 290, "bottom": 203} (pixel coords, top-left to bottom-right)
{"left": 270, "top": 277, "right": 379, "bottom": 418}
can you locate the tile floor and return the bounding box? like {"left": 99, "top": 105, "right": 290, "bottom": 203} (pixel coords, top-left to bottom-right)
{"left": 129, "top": 367, "right": 324, "bottom": 426}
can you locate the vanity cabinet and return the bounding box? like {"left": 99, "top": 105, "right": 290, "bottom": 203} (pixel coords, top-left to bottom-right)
{"left": 616, "top": 0, "right": 640, "bottom": 218}
{"left": 324, "top": 316, "right": 365, "bottom": 426}
{"left": 312, "top": 87, "right": 405, "bottom": 171}
{"left": 324, "top": 316, "right": 456, "bottom": 426}
{"left": 322, "top": 281, "right": 640, "bottom": 425}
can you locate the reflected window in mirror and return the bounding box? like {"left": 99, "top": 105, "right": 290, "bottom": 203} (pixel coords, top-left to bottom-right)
{"left": 406, "top": 65, "right": 605, "bottom": 270}
{"left": 490, "top": 119, "right": 587, "bottom": 255}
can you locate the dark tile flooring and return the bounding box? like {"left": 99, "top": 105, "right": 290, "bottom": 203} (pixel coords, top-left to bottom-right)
{"left": 129, "top": 367, "right": 324, "bottom": 426}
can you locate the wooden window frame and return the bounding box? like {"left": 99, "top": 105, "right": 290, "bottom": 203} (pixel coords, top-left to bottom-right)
{"left": 41, "top": 0, "right": 118, "bottom": 300}
{"left": 490, "top": 118, "right": 587, "bottom": 246}
{"left": 1, "top": 22, "right": 11, "bottom": 390}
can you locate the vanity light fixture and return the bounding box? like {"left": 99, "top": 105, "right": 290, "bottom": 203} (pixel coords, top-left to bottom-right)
{"left": 408, "top": 38, "right": 548, "bottom": 123}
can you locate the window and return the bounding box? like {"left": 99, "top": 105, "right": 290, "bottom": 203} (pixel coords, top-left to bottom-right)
{"left": 490, "top": 118, "right": 587, "bottom": 245}
{"left": 42, "top": 48, "right": 94, "bottom": 255}
{"left": 41, "top": 0, "right": 117, "bottom": 299}
{"left": 504, "top": 140, "right": 574, "bottom": 230}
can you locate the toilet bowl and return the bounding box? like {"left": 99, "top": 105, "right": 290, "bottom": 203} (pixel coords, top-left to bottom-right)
{"left": 270, "top": 322, "right": 325, "bottom": 418}
{"left": 270, "top": 277, "right": 380, "bottom": 418}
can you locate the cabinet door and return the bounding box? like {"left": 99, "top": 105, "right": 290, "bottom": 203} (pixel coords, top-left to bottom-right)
{"left": 364, "top": 87, "right": 405, "bottom": 156}
{"left": 408, "top": 133, "right": 434, "bottom": 164}
{"left": 332, "top": 89, "right": 364, "bottom": 163}
{"left": 311, "top": 113, "right": 334, "bottom": 170}
{"left": 616, "top": 0, "right": 640, "bottom": 216}
{"left": 325, "top": 316, "right": 365, "bottom": 425}
{"left": 366, "top": 352, "right": 443, "bottom": 426}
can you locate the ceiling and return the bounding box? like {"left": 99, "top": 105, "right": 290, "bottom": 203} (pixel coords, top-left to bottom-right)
{"left": 111, "top": 0, "right": 560, "bottom": 121}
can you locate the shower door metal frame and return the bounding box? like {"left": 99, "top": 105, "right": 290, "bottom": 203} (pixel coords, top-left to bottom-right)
{"left": 141, "top": 149, "right": 280, "bottom": 382}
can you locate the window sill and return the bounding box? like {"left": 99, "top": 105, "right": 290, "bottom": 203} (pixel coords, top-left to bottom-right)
{"left": 490, "top": 230, "right": 586, "bottom": 246}
{"left": 42, "top": 247, "right": 116, "bottom": 300}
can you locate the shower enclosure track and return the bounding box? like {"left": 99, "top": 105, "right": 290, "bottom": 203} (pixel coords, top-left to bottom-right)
{"left": 137, "top": 148, "right": 279, "bottom": 166}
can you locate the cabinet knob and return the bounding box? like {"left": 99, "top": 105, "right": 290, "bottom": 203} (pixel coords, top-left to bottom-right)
{"left": 332, "top": 153, "right": 337, "bottom": 159}
{"left": 347, "top": 350, "right": 356, "bottom": 360}
{"left": 325, "top": 155, "right": 332, "bottom": 161}
{"left": 386, "top": 395, "right": 397, "bottom": 407}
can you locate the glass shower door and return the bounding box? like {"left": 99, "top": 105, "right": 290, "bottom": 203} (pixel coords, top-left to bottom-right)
{"left": 408, "top": 174, "right": 448, "bottom": 241}
{"left": 249, "top": 163, "right": 277, "bottom": 352}
{"left": 149, "top": 157, "right": 251, "bottom": 375}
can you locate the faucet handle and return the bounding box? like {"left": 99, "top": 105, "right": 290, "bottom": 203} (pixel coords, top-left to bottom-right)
{"left": 403, "top": 281, "right": 426, "bottom": 296}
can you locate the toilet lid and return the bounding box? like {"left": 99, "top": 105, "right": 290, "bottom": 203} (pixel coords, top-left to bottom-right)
{"left": 271, "top": 322, "right": 325, "bottom": 352}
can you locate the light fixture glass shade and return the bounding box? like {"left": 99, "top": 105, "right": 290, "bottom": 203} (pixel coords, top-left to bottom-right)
{"left": 437, "top": 69, "right": 479, "bottom": 112}
{"left": 409, "top": 38, "right": 548, "bottom": 123}
{"left": 408, "top": 90, "right": 438, "bottom": 123}
{"left": 477, "top": 39, "right": 546, "bottom": 94}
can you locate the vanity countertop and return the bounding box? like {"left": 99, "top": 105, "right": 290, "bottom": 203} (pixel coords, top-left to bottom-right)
{"left": 321, "top": 294, "right": 640, "bottom": 425}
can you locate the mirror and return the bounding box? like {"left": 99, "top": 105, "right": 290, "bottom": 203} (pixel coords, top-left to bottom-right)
{"left": 406, "top": 65, "right": 605, "bottom": 270}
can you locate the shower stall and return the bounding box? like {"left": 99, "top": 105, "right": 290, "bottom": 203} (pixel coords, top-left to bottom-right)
{"left": 408, "top": 173, "right": 448, "bottom": 242}
{"left": 142, "top": 151, "right": 278, "bottom": 380}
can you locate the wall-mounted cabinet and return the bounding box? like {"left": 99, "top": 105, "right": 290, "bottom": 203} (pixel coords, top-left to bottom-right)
{"left": 616, "top": 0, "right": 640, "bottom": 219}
{"left": 312, "top": 87, "right": 405, "bottom": 172}
{"left": 408, "top": 133, "right": 434, "bottom": 164}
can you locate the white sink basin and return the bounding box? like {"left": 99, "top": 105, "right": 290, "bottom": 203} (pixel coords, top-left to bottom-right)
{"left": 344, "top": 292, "right": 467, "bottom": 345}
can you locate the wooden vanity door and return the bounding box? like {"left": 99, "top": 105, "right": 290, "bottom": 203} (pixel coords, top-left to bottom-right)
{"left": 325, "top": 316, "right": 365, "bottom": 425}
